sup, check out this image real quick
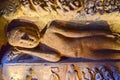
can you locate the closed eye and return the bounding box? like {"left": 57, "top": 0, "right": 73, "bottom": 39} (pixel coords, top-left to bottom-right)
{"left": 21, "top": 33, "right": 29, "bottom": 40}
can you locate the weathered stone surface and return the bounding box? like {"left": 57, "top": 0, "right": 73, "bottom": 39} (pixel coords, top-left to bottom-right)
{"left": 0, "top": 0, "right": 120, "bottom": 80}
{"left": 0, "top": 65, "right": 3, "bottom": 80}
{"left": 3, "top": 19, "right": 120, "bottom": 62}
{"left": 1, "top": 0, "right": 120, "bottom": 28}
{"left": 3, "top": 62, "right": 120, "bottom": 80}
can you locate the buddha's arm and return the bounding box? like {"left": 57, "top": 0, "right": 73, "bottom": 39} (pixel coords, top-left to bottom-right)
{"left": 15, "top": 47, "right": 61, "bottom": 62}
{"left": 47, "top": 20, "right": 114, "bottom": 38}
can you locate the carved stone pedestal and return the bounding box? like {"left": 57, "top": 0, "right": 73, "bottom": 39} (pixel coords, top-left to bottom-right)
{"left": 3, "top": 62, "right": 120, "bottom": 80}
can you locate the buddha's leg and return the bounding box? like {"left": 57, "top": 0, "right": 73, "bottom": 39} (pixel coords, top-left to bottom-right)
{"left": 79, "top": 36, "right": 120, "bottom": 59}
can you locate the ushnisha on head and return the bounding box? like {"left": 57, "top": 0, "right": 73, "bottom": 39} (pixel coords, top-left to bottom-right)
{"left": 7, "top": 19, "right": 40, "bottom": 48}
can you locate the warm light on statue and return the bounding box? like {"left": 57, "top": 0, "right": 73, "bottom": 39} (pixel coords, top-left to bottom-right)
{"left": 0, "top": 0, "right": 120, "bottom": 80}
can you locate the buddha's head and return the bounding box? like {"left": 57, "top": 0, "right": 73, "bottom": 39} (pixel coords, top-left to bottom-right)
{"left": 7, "top": 19, "right": 40, "bottom": 48}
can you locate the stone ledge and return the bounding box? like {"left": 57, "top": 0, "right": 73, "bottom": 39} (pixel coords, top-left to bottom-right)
{"left": 3, "top": 62, "right": 120, "bottom": 80}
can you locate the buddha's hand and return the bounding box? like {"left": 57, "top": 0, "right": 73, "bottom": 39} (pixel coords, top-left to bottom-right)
{"left": 7, "top": 47, "right": 21, "bottom": 60}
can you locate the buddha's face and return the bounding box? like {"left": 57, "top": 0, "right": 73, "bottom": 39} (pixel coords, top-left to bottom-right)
{"left": 7, "top": 26, "right": 40, "bottom": 48}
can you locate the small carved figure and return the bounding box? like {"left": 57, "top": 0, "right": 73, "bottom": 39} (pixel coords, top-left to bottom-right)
{"left": 32, "top": 0, "right": 38, "bottom": 5}
{"left": 26, "top": 68, "right": 38, "bottom": 80}
{"left": 109, "top": 0, "right": 117, "bottom": 12}
{"left": 0, "top": 0, "right": 19, "bottom": 16}
{"left": 4, "top": 19, "right": 120, "bottom": 62}
{"left": 116, "top": 0, "right": 120, "bottom": 12}
{"left": 99, "top": 66, "right": 114, "bottom": 80}
{"left": 82, "top": 67, "right": 93, "bottom": 80}
{"left": 103, "top": 0, "right": 117, "bottom": 13}
{"left": 85, "top": 1, "right": 97, "bottom": 15}
{"left": 81, "top": 65, "right": 120, "bottom": 80}
{"left": 10, "top": 77, "right": 15, "bottom": 80}
{"left": 103, "top": 0, "right": 111, "bottom": 13}
{"left": 20, "top": 0, "right": 30, "bottom": 6}
{"left": 66, "top": 64, "right": 79, "bottom": 80}
{"left": 111, "top": 66, "right": 120, "bottom": 80}
{"left": 50, "top": 67, "right": 60, "bottom": 80}
{"left": 95, "top": 0, "right": 104, "bottom": 15}
{"left": 82, "top": 71, "right": 89, "bottom": 80}
{"left": 92, "top": 67, "right": 103, "bottom": 80}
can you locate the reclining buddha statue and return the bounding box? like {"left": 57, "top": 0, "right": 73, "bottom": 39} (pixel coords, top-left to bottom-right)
{"left": 0, "top": 0, "right": 120, "bottom": 80}
{"left": 2, "top": 19, "right": 120, "bottom": 63}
